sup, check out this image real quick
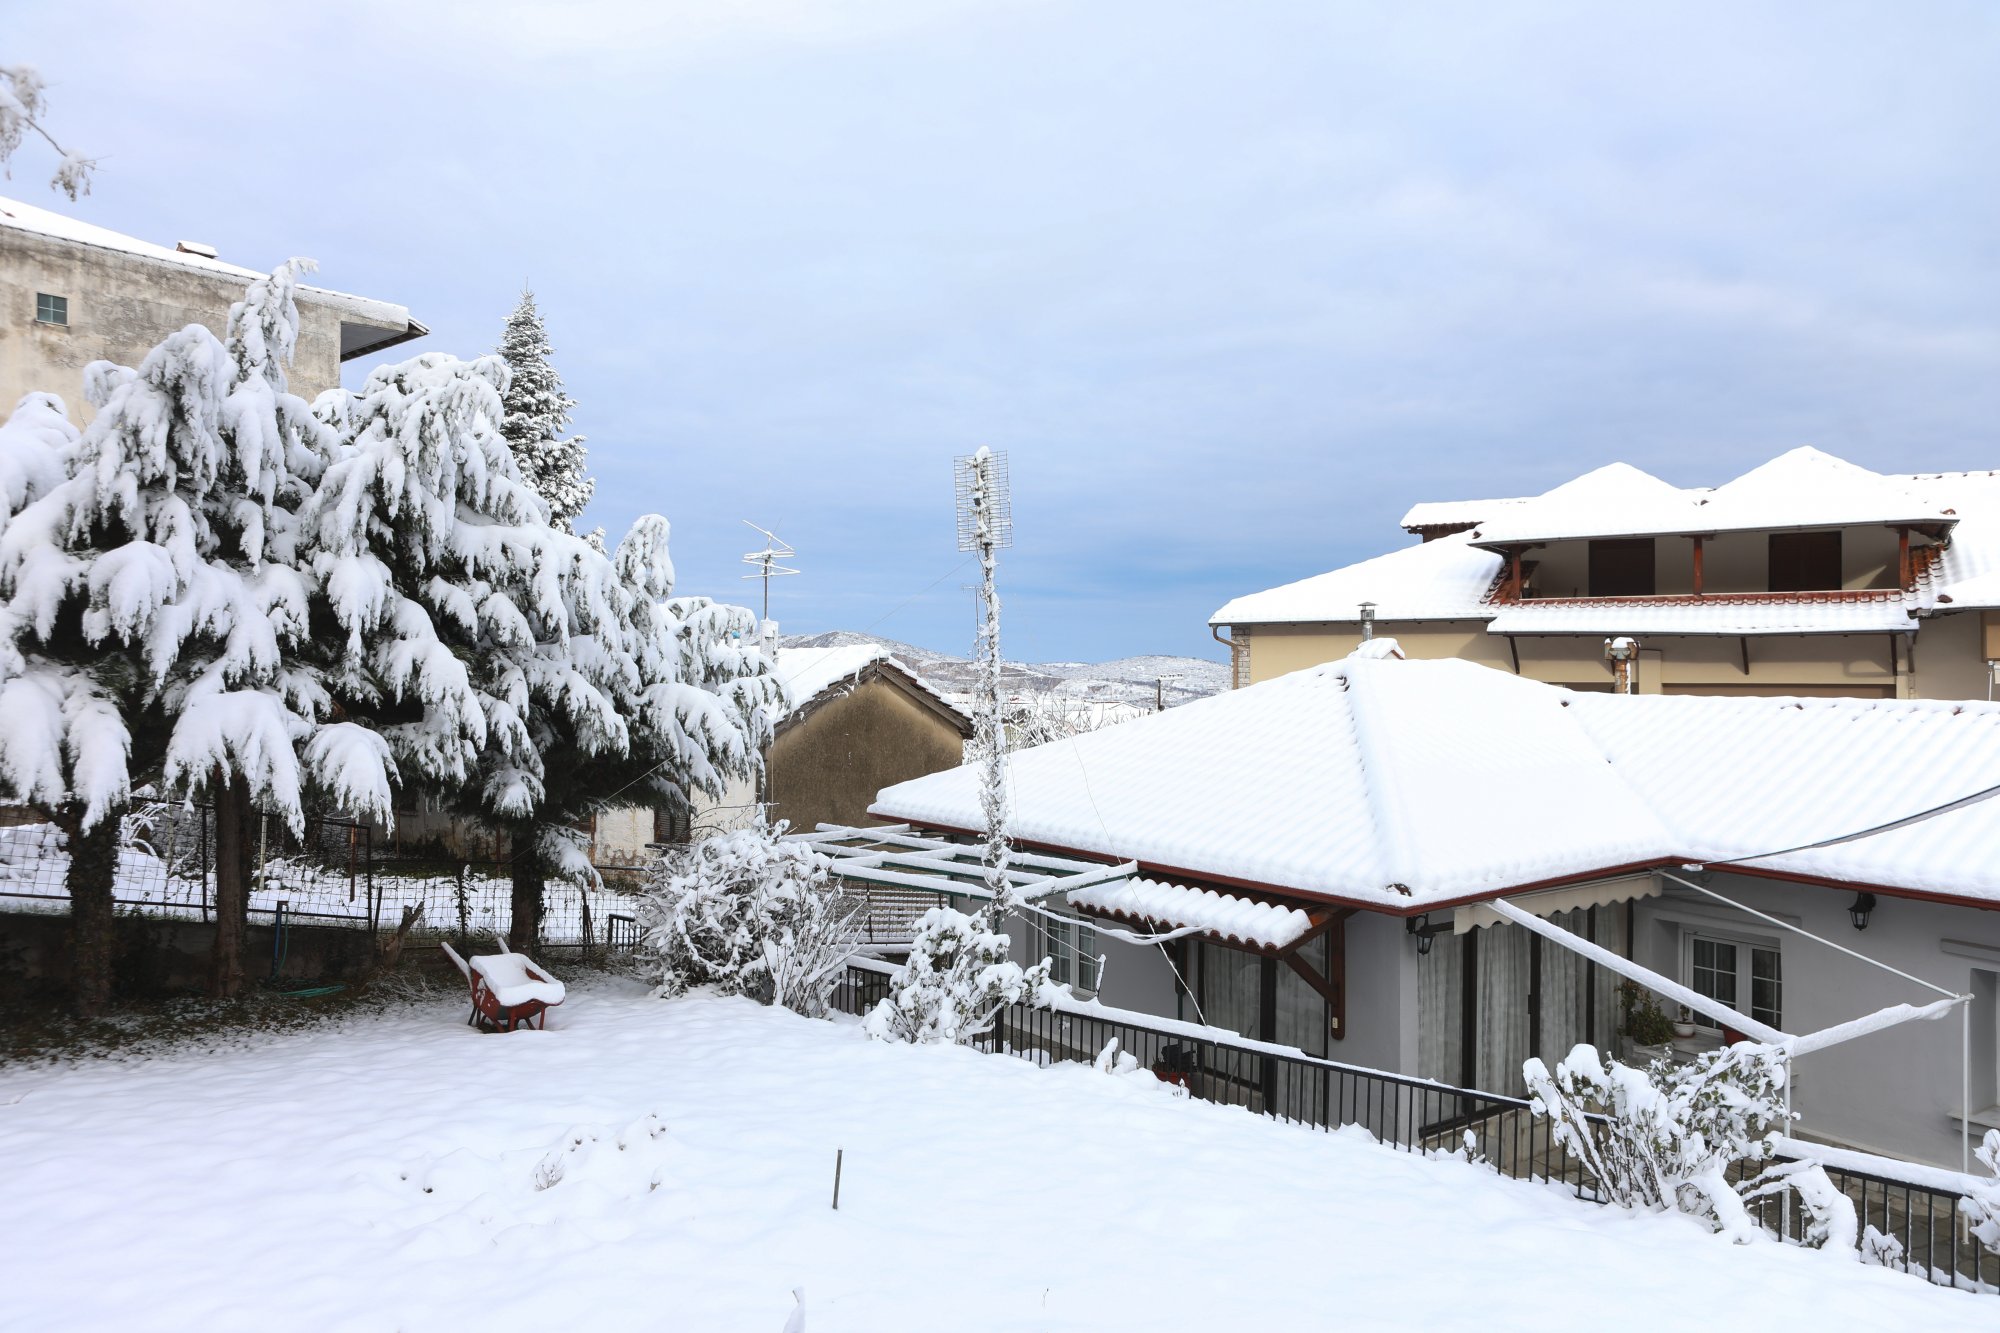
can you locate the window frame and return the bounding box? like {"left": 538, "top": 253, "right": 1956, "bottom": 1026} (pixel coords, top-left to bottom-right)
{"left": 1036, "top": 910, "right": 1100, "bottom": 996}
{"left": 1684, "top": 930, "right": 1781, "bottom": 1031}
{"left": 34, "top": 292, "right": 69, "bottom": 327}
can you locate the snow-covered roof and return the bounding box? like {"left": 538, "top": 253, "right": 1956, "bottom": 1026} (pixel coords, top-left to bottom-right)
{"left": 1068, "top": 877, "right": 1316, "bottom": 949}
{"left": 1209, "top": 532, "right": 1505, "bottom": 626}
{"left": 1218, "top": 449, "right": 1999, "bottom": 629}
{"left": 0, "top": 196, "right": 423, "bottom": 354}
{"left": 1484, "top": 591, "right": 1920, "bottom": 637}
{"left": 874, "top": 651, "right": 1677, "bottom": 910}
{"left": 1471, "top": 449, "right": 1952, "bottom": 547}
{"left": 872, "top": 645, "right": 2000, "bottom": 910}
{"left": 770, "top": 645, "right": 969, "bottom": 731}
{"left": 1567, "top": 691, "right": 2000, "bottom": 901}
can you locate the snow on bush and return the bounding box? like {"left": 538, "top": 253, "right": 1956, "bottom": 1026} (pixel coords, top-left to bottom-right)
{"left": 1525, "top": 1041, "right": 1849, "bottom": 1245}
{"left": 1964, "top": 1129, "right": 2000, "bottom": 1256}
{"left": 864, "top": 907, "right": 1052, "bottom": 1046}
{"left": 638, "top": 824, "right": 857, "bottom": 1019}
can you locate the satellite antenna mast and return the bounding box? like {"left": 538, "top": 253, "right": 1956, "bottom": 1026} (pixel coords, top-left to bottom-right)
{"left": 954, "top": 448, "right": 1014, "bottom": 912}
{"left": 739, "top": 520, "right": 799, "bottom": 623}
{"left": 1154, "top": 673, "right": 1184, "bottom": 712}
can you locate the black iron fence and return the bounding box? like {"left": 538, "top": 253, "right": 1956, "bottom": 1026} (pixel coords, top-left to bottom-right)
{"left": 834, "top": 962, "right": 1998, "bottom": 1295}
{"left": 0, "top": 804, "right": 654, "bottom": 951}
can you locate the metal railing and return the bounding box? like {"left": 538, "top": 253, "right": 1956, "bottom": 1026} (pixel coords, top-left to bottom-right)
{"left": 834, "top": 962, "right": 1998, "bottom": 1294}
{"left": 833, "top": 964, "right": 1602, "bottom": 1193}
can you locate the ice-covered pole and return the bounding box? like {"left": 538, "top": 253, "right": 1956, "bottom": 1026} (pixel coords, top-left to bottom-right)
{"left": 956, "top": 447, "right": 1014, "bottom": 918}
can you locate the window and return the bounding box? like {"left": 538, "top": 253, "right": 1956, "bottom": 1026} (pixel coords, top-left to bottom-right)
{"left": 1037, "top": 912, "right": 1100, "bottom": 993}
{"left": 35, "top": 292, "right": 68, "bottom": 326}
{"left": 1687, "top": 933, "right": 1780, "bottom": 1029}
{"left": 1588, "top": 538, "right": 1655, "bottom": 597}
{"left": 1769, "top": 531, "right": 1841, "bottom": 592}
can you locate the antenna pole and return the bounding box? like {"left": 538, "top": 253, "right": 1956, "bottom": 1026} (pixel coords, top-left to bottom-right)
{"left": 955, "top": 449, "right": 1014, "bottom": 916}
{"left": 740, "top": 521, "right": 800, "bottom": 627}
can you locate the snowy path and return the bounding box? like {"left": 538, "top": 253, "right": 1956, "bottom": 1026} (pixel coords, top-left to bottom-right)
{"left": 1, "top": 982, "right": 1990, "bottom": 1331}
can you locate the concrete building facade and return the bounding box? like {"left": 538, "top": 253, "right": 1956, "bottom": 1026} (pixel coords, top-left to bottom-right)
{"left": 1, "top": 195, "right": 424, "bottom": 419}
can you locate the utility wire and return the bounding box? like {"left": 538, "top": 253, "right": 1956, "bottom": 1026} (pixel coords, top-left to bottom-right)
{"left": 1692, "top": 776, "right": 2000, "bottom": 870}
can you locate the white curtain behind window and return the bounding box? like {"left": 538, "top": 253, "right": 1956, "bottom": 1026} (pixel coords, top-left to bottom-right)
{"left": 1418, "top": 932, "right": 1464, "bottom": 1086}
{"left": 1476, "top": 922, "right": 1532, "bottom": 1095}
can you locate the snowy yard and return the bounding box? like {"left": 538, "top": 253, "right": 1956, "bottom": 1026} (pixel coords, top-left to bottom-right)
{"left": 3, "top": 982, "right": 1992, "bottom": 1332}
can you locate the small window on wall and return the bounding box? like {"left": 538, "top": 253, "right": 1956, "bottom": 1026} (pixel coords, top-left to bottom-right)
{"left": 35, "top": 292, "right": 69, "bottom": 326}
{"left": 1588, "top": 539, "right": 1655, "bottom": 597}
{"left": 1688, "top": 934, "right": 1780, "bottom": 1029}
{"left": 1769, "top": 531, "right": 1841, "bottom": 592}
{"left": 1038, "top": 912, "right": 1100, "bottom": 993}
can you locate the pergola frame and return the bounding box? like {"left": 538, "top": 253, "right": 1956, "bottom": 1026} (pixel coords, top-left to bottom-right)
{"left": 790, "top": 823, "right": 1137, "bottom": 905}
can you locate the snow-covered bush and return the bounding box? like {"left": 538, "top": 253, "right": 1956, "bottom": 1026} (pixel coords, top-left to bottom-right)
{"left": 638, "top": 823, "right": 856, "bottom": 1018}
{"left": 1964, "top": 1128, "right": 2000, "bottom": 1255}
{"left": 864, "top": 907, "right": 1051, "bottom": 1046}
{"left": 1525, "top": 1041, "right": 1805, "bottom": 1242}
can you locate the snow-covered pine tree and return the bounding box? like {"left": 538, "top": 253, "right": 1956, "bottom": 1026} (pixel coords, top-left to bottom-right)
{"left": 495, "top": 290, "right": 592, "bottom": 532}
{"left": 0, "top": 262, "right": 402, "bottom": 1006}
{"left": 304, "top": 352, "right": 778, "bottom": 951}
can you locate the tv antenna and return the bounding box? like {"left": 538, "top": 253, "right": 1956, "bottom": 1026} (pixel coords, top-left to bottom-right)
{"left": 739, "top": 520, "right": 799, "bottom": 622}
{"left": 954, "top": 448, "right": 1013, "bottom": 909}
{"left": 1153, "top": 673, "right": 1184, "bottom": 712}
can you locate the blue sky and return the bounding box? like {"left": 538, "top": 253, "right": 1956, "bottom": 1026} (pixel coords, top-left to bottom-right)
{"left": 11, "top": 2, "right": 1999, "bottom": 662}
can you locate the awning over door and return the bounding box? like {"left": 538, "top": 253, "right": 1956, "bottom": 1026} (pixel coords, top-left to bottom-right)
{"left": 1068, "top": 877, "right": 1318, "bottom": 950}
{"left": 1452, "top": 873, "right": 1660, "bottom": 934}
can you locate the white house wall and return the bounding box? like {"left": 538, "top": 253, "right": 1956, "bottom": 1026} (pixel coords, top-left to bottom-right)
{"left": 1634, "top": 872, "right": 2000, "bottom": 1169}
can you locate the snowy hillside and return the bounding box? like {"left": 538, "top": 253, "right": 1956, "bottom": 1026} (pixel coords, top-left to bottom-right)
{"left": 2, "top": 985, "right": 1984, "bottom": 1331}
{"left": 780, "top": 630, "right": 1228, "bottom": 708}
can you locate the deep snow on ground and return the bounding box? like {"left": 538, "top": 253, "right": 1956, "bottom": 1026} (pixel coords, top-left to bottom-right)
{"left": 2, "top": 980, "right": 1991, "bottom": 1332}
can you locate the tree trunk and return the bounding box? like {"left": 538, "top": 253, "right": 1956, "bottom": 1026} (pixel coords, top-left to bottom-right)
{"left": 209, "top": 772, "right": 256, "bottom": 998}
{"left": 508, "top": 832, "right": 545, "bottom": 954}
{"left": 59, "top": 802, "right": 122, "bottom": 1018}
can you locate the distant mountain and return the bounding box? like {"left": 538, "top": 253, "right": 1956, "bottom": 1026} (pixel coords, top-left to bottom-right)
{"left": 777, "top": 630, "right": 1227, "bottom": 708}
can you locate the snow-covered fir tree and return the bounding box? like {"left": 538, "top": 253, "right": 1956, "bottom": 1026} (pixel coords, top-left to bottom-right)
{"left": 0, "top": 262, "right": 401, "bottom": 1005}
{"left": 495, "top": 290, "right": 592, "bottom": 532}
{"left": 305, "top": 351, "right": 778, "bottom": 950}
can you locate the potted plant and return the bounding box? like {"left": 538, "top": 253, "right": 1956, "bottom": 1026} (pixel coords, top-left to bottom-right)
{"left": 1673, "top": 1006, "right": 1697, "bottom": 1040}
{"left": 1618, "top": 982, "right": 1675, "bottom": 1055}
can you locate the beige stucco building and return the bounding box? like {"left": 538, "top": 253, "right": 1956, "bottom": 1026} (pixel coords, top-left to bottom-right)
{"left": 1212, "top": 449, "right": 2000, "bottom": 700}
{"left": 1, "top": 195, "right": 424, "bottom": 420}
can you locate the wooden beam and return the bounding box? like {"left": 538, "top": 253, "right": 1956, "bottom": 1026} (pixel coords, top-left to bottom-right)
{"left": 1739, "top": 636, "right": 1750, "bottom": 676}
{"left": 1691, "top": 535, "right": 1705, "bottom": 597}
{"left": 1898, "top": 527, "right": 1911, "bottom": 589}
{"left": 1507, "top": 634, "right": 1521, "bottom": 675}
{"left": 1278, "top": 912, "right": 1349, "bottom": 1041}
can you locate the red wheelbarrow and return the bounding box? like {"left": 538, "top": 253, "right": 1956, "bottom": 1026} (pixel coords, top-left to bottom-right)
{"left": 440, "top": 941, "right": 567, "bottom": 1032}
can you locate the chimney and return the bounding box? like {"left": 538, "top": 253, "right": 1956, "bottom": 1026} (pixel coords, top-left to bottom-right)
{"left": 1603, "top": 636, "right": 1639, "bottom": 694}
{"left": 1359, "top": 602, "right": 1376, "bottom": 642}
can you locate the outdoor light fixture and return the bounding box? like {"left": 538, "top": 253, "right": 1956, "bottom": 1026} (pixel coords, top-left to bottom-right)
{"left": 1848, "top": 892, "right": 1877, "bottom": 931}
{"left": 1406, "top": 913, "right": 1452, "bottom": 956}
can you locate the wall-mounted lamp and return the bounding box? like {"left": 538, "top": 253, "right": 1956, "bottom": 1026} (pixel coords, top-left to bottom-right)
{"left": 1406, "top": 913, "right": 1453, "bottom": 956}
{"left": 1848, "top": 892, "right": 1877, "bottom": 931}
